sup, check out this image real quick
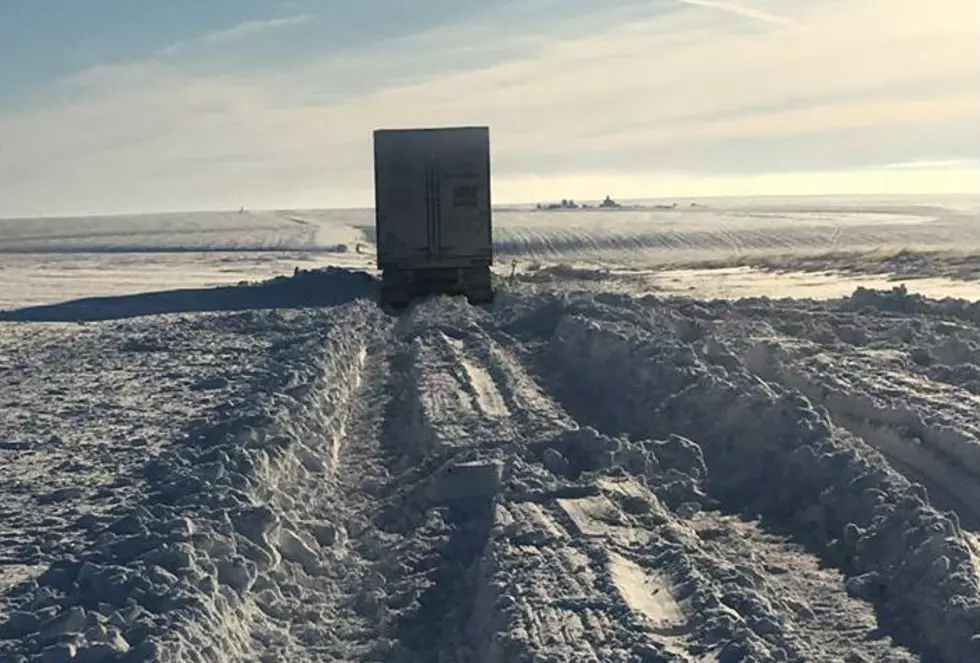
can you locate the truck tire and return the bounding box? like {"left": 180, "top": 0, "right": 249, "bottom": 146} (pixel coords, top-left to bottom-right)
{"left": 381, "top": 270, "right": 411, "bottom": 308}
{"left": 466, "top": 285, "right": 494, "bottom": 305}
{"left": 465, "top": 266, "right": 494, "bottom": 304}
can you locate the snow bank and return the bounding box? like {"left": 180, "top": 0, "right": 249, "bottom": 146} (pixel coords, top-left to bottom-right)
{"left": 538, "top": 295, "right": 980, "bottom": 662}
{"left": 0, "top": 302, "right": 387, "bottom": 662}
{"left": 745, "top": 342, "right": 980, "bottom": 523}
{"left": 846, "top": 284, "right": 980, "bottom": 323}
{"left": 0, "top": 313, "right": 282, "bottom": 592}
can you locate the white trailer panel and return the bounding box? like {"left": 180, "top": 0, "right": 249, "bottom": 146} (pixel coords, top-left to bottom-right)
{"left": 373, "top": 126, "right": 492, "bottom": 270}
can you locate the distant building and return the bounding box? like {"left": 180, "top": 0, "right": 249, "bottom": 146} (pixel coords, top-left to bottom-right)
{"left": 536, "top": 198, "right": 581, "bottom": 210}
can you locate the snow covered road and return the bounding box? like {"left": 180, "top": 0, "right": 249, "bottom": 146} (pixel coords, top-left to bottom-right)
{"left": 2, "top": 281, "right": 979, "bottom": 662}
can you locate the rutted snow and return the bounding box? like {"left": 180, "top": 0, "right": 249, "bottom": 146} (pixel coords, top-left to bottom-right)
{"left": 606, "top": 551, "right": 686, "bottom": 633}
{"left": 0, "top": 306, "right": 385, "bottom": 661}
{"left": 445, "top": 337, "right": 510, "bottom": 419}
{"left": 6, "top": 279, "right": 980, "bottom": 661}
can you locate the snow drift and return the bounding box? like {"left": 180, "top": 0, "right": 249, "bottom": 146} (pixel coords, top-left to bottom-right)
{"left": 3, "top": 277, "right": 980, "bottom": 662}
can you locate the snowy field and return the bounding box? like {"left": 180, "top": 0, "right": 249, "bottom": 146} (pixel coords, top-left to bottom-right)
{"left": 2, "top": 195, "right": 980, "bottom": 662}
{"left": 2, "top": 194, "right": 980, "bottom": 309}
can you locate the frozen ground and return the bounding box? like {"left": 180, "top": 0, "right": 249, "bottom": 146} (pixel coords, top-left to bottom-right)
{"left": 2, "top": 281, "right": 980, "bottom": 662}
{"left": 1, "top": 194, "right": 980, "bottom": 661}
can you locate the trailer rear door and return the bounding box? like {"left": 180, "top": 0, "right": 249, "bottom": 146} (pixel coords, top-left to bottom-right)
{"left": 374, "top": 127, "right": 492, "bottom": 269}
{"left": 432, "top": 128, "right": 492, "bottom": 263}
{"left": 374, "top": 130, "right": 430, "bottom": 267}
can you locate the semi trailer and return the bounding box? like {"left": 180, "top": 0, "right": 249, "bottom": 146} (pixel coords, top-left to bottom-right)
{"left": 373, "top": 126, "right": 494, "bottom": 307}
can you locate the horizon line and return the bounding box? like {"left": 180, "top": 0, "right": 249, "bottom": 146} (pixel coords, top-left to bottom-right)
{"left": 3, "top": 190, "right": 977, "bottom": 222}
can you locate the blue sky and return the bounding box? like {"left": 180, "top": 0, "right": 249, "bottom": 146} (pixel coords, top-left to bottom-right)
{"left": 0, "top": 0, "right": 977, "bottom": 216}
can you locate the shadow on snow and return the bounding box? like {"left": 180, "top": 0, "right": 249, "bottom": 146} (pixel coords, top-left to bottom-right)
{"left": 0, "top": 267, "right": 379, "bottom": 322}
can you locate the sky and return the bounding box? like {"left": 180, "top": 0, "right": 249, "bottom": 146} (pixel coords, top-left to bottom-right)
{"left": 0, "top": 0, "right": 977, "bottom": 217}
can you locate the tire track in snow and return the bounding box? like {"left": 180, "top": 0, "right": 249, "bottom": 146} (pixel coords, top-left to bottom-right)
{"left": 241, "top": 333, "right": 399, "bottom": 662}
{"left": 454, "top": 327, "right": 573, "bottom": 437}
{"left": 6, "top": 292, "right": 975, "bottom": 662}
{"left": 442, "top": 336, "right": 510, "bottom": 420}
{"left": 679, "top": 297, "right": 980, "bottom": 660}
{"left": 743, "top": 342, "right": 980, "bottom": 539}
{"left": 149, "top": 303, "right": 400, "bottom": 663}
{"left": 690, "top": 513, "right": 897, "bottom": 654}
{"left": 400, "top": 327, "right": 490, "bottom": 455}
{"left": 0, "top": 303, "right": 406, "bottom": 663}
{"left": 517, "top": 301, "right": 971, "bottom": 660}
{"left": 535, "top": 408, "right": 917, "bottom": 657}
{"left": 230, "top": 308, "right": 581, "bottom": 662}
{"left": 373, "top": 305, "right": 544, "bottom": 661}
{"left": 382, "top": 302, "right": 910, "bottom": 661}
{"left": 739, "top": 336, "right": 980, "bottom": 610}
{"left": 377, "top": 300, "right": 735, "bottom": 662}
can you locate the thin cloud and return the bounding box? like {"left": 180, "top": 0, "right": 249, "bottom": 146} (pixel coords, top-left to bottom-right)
{"left": 200, "top": 15, "right": 314, "bottom": 45}
{"left": 161, "top": 14, "right": 314, "bottom": 55}
{"left": 0, "top": 0, "right": 976, "bottom": 215}
{"left": 677, "top": 0, "right": 794, "bottom": 26}
{"left": 885, "top": 159, "right": 980, "bottom": 170}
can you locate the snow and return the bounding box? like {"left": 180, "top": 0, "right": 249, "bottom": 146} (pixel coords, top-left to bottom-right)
{"left": 2, "top": 194, "right": 980, "bottom": 662}
{"left": 0, "top": 210, "right": 366, "bottom": 254}
{"left": 493, "top": 195, "right": 980, "bottom": 264}
{"left": 1, "top": 194, "right": 979, "bottom": 310}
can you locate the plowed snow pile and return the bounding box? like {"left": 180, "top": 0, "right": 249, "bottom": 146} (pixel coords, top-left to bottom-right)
{"left": 2, "top": 282, "right": 980, "bottom": 662}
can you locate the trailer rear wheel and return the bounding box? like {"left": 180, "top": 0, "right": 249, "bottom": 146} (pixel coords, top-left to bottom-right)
{"left": 465, "top": 284, "right": 494, "bottom": 305}
{"left": 464, "top": 266, "right": 494, "bottom": 304}
{"left": 381, "top": 270, "right": 411, "bottom": 308}
{"left": 380, "top": 264, "right": 493, "bottom": 306}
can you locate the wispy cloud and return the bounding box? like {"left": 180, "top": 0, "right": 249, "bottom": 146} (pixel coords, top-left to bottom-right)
{"left": 201, "top": 14, "right": 313, "bottom": 44}
{"left": 676, "top": 0, "right": 794, "bottom": 26}
{"left": 161, "top": 14, "right": 314, "bottom": 55}
{"left": 0, "top": 0, "right": 976, "bottom": 215}
{"left": 885, "top": 159, "right": 980, "bottom": 170}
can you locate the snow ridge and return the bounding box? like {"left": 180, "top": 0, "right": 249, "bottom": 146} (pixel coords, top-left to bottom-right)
{"left": 0, "top": 302, "right": 387, "bottom": 662}
{"left": 534, "top": 293, "right": 979, "bottom": 661}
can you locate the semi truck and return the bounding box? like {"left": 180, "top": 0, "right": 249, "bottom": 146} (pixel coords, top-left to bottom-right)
{"left": 373, "top": 126, "right": 494, "bottom": 307}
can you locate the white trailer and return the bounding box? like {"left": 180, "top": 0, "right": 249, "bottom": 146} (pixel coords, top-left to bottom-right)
{"left": 373, "top": 126, "right": 493, "bottom": 306}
